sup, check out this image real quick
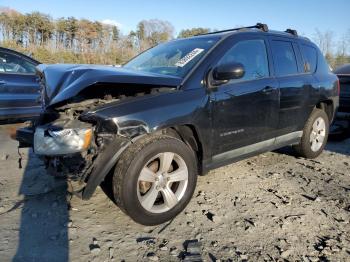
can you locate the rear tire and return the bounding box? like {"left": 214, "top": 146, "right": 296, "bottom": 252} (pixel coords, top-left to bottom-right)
{"left": 293, "top": 108, "right": 329, "bottom": 158}
{"left": 112, "top": 135, "right": 197, "bottom": 225}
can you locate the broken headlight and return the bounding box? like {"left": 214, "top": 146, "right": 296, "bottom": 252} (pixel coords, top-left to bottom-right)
{"left": 34, "top": 125, "right": 92, "bottom": 155}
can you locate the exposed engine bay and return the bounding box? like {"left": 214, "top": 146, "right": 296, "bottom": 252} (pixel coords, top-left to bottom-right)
{"left": 34, "top": 83, "right": 176, "bottom": 192}
{"left": 15, "top": 63, "right": 183, "bottom": 199}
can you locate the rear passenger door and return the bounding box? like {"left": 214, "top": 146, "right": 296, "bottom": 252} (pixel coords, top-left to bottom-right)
{"left": 0, "top": 50, "right": 40, "bottom": 120}
{"left": 269, "top": 37, "right": 315, "bottom": 136}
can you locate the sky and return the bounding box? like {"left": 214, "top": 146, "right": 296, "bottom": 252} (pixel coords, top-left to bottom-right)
{"left": 0, "top": 0, "right": 348, "bottom": 41}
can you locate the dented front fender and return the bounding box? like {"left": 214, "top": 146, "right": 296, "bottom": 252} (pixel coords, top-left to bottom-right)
{"left": 80, "top": 88, "right": 207, "bottom": 139}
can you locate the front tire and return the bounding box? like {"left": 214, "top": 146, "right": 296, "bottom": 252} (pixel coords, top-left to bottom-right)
{"left": 112, "top": 135, "right": 197, "bottom": 225}
{"left": 293, "top": 108, "right": 329, "bottom": 158}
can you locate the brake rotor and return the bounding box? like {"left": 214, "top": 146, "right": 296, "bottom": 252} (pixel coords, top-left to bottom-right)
{"left": 139, "top": 160, "right": 159, "bottom": 194}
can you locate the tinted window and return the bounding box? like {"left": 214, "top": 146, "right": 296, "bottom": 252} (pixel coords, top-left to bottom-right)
{"left": 0, "top": 51, "right": 36, "bottom": 74}
{"left": 301, "top": 44, "right": 317, "bottom": 73}
{"left": 271, "top": 41, "right": 298, "bottom": 76}
{"left": 218, "top": 39, "right": 269, "bottom": 82}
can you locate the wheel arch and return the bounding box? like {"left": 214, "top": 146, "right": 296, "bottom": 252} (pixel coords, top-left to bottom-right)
{"left": 161, "top": 125, "right": 204, "bottom": 174}
{"left": 316, "top": 99, "right": 335, "bottom": 123}
{"left": 82, "top": 124, "right": 204, "bottom": 200}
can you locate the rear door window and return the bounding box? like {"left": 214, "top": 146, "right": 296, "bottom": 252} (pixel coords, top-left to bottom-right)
{"left": 300, "top": 44, "right": 317, "bottom": 73}
{"left": 270, "top": 40, "right": 298, "bottom": 77}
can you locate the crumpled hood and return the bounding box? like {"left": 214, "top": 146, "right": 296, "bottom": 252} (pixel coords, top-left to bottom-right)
{"left": 36, "top": 64, "right": 182, "bottom": 107}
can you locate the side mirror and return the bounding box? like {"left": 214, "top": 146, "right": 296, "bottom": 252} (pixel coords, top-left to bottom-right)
{"left": 212, "top": 62, "right": 245, "bottom": 82}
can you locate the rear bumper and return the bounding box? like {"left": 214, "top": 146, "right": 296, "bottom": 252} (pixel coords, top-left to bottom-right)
{"left": 16, "top": 127, "right": 34, "bottom": 148}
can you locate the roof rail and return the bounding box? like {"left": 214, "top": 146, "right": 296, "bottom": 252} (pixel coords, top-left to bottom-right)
{"left": 198, "top": 23, "right": 269, "bottom": 36}
{"left": 285, "top": 28, "right": 298, "bottom": 36}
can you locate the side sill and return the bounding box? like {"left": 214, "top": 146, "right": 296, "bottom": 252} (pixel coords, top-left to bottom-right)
{"left": 203, "top": 131, "right": 303, "bottom": 173}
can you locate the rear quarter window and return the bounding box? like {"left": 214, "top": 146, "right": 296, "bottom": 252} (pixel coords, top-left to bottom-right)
{"left": 317, "top": 50, "right": 331, "bottom": 74}
{"left": 300, "top": 44, "right": 317, "bottom": 73}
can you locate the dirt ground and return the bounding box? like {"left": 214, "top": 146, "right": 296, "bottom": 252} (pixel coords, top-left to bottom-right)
{"left": 0, "top": 124, "right": 349, "bottom": 262}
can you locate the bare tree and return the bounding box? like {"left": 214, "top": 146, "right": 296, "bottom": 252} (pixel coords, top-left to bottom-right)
{"left": 178, "top": 27, "right": 210, "bottom": 38}
{"left": 313, "top": 28, "right": 334, "bottom": 56}
{"left": 337, "top": 35, "right": 347, "bottom": 57}
{"left": 347, "top": 28, "right": 350, "bottom": 51}
{"left": 4, "top": 6, "right": 346, "bottom": 67}
{"left": 138, "top": 19, "right": 174, "bottom": 46}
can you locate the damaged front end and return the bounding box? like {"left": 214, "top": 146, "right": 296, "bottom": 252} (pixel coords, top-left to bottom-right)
{"left": 17, "top": 97, "right": 130, "bottom": 198}
{"left": 16, "top": 64, "right": 179, "bottom": 199}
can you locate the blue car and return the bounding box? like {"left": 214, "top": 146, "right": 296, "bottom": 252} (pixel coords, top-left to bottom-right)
{"left": 0, "top": 47, "right": 41, "bottom": 122}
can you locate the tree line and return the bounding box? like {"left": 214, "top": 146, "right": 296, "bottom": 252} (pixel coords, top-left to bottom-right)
{"left": 0, "top": 7, "right": 349, "bottom": 68}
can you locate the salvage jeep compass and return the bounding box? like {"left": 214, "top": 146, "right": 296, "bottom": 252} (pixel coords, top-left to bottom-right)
{"left": 17, "top": 24, "right": 339, "bottom": 225}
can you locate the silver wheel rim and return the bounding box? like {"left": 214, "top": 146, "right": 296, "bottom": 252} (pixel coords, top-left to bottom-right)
{"left": 310, "top": 117, "right": 326, "bottom": 152}
{"left": 137, "top": 152, "right": 189, "bottom": 214}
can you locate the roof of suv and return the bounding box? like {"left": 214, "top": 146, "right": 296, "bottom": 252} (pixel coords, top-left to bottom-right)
{"left": 189, "top": 23, "right": 311, "bottom": 42}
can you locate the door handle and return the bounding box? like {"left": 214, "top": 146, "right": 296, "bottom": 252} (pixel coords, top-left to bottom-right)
{"left": 0, "top": 80, "right": 5, "bottom": 85}
{"left": 262, "top": 86, "right": 275, "bottom": 94}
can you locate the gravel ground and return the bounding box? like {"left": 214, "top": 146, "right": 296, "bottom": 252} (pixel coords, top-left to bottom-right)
{"left": 0, "top": 124, "right": 349, "bottom": 262}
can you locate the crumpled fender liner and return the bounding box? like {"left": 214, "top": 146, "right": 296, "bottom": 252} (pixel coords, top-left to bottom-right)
{"left": 81, "top": 136, "right": 131, "bottom": 200}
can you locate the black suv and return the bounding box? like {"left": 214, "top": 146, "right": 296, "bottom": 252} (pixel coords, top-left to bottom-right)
{"left": 17, "top": 24, "right": 339, "bottom": 225}
{"left": 331, "top": 64, "right": 350, "bottom": 135}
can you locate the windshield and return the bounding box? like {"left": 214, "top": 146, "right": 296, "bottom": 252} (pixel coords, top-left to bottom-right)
{"left": 124, "top": 36, "right": 220, "bottom": 78}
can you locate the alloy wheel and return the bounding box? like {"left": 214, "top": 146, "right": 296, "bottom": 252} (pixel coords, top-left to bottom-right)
{"left": 137, "top": 152, "right": 189, "bottom": 213}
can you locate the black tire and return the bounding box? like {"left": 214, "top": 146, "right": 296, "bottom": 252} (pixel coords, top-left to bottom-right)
{"left": 112, "top": 134, "right": 197, "bottom": 225}
{"left": 293, "top": 108, "right": 329, "bottom": 159}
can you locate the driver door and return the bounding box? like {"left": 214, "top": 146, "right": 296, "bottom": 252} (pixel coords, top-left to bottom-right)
{"left": 210, "top": 36, "right": 279, "bottom": 160}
